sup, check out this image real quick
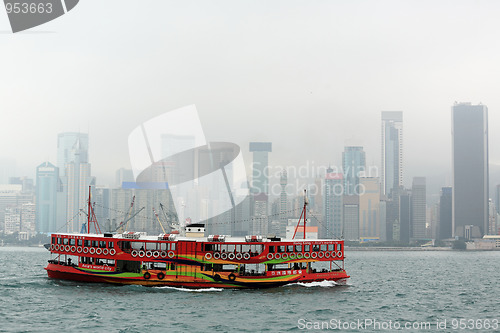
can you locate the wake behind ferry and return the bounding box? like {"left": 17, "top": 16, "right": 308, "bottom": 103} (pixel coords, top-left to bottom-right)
{"left": 45, "top": 191, "right": 349, "bottom": 289}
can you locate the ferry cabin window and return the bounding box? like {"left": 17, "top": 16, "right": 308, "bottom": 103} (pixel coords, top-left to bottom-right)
{"left": 304, "top": 245, "right": 310, "bottom": 252}
{"left": 69, "top": 239, "right": 76, "bottom": 246}
{"left": 320, "top": 244, "right": 327, "bottom": 251}
{"left": 295, "top": 245, "right": 302, "bottom": 252}
{"left": 77, "top": 239, "right": 83, "bottom": 246}
{"left": 251, "top": 245, "right": 262, "bottom": 254}
{"left": 84, "top": 240, "right": 90, "bottom": 247}
{"left": 204, "top": 244, "right": 214, "bottom": 252}
{"left": 268, "top": 246, "right": 275, "bottom": 253}
{"left": 99, "top": 241, "right": 106, "bottom": 248}
{"left": 328, "top": 244, "right": 334, "bottom": 251}
{"left": 159, "top": 243, "right": 167, "bottom": 251}
{"left": 278, "top": 245, "right": 285, "bottom": 253}
{"left": 52, "top": 237, "right": 55, "bottom": 244}
{"left": 57, "top": 238, "right": 62, "bottom": 245}
{"left": 287, "top": 245, "right": 293, "bottom": 252}
{"left": 241, "top": 244, "right": 250, "bottom": 253}
{"left": 227, "top": 244, "right": 235, "bottom": 252}
{"left": 312, "top": 245, "right": 320, "bottom": 252}
{"left": 63, "top": 238, "right": 69, "bottom": 245}
{"left": 108, "top": 241, "right": 114, "bottom": 248}
{"left": 337, "top": 244, "right": 341, "bottom": 251}
{"left": 92, "top": 240, "right": 98, "bottom": 248}
{"left": 169, "top": 243, "right": 176, "bottom": 251}
{"left": 235, "top": 244, "right": 242, "bottom": 252}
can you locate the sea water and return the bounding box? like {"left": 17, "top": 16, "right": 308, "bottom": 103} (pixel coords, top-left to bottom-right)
{"left": 1, "top": 247, "right": 498, "bottom": 332}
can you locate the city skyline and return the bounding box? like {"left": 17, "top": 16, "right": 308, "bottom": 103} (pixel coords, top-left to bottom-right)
{"left": 3, "top": 2, "right": 500, "bottom": 197}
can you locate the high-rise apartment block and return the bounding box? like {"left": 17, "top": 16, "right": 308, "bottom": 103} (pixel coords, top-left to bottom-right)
{"left": 452, "top": 103, "right": 488, "bottom": 238}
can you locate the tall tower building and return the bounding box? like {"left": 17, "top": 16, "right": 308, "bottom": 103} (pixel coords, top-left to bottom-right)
{"left": 57, "top": 132, "right": 89, "bottom": 177}
{"left": 452, "top": 102, "right": 488, "bottom": 238}
{"left": 279, "top": 170, "right": 288, "bottom": 236}
{"left": 359, "top": 177, "right": 380, "bottom": 241}
{"left": 411, "top": 177, "right": 427, "bottom": 239}
{"left": 35, "top": 162, "right": 59, "bottom": 233}
{"left": 324, "top": 169, "right": 343, "bottom": 239}
{"left": 58, "top": 133, "right": 94, "bottom": 233}
{"left": 381, "top": 111, "right": 403, "bottom": 198}
{"left": 249, "top": 142, "right": 272, "bottom": 194}
{"left": 438, "top": 187, "right": 452, "bottom": 239}
{"left": 342, "top": 146, "right": 366, "bottom": 196}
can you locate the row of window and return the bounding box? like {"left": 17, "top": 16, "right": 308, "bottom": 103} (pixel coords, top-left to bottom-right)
{"left": 53, "top": 237, "right": 114, "bottom": 249}
{"left": 269, "top": 243, "right": 341, "bottom": 254}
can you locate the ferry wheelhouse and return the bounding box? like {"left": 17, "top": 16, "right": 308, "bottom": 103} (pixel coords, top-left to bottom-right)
{"left": 45, "top": 192, "right": 349, "bottom": 289}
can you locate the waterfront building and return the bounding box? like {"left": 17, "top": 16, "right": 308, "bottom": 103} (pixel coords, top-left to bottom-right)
{"left": 358, "top": 177, "right": 380, "bottom": 241}
{"left": 411, "top": 177, "right": 427, "bottom": 239}
{"left": 35, "top": 162, "right": 59, "bottom": 233}
{"left": 342, "top": 146, "right": 366, "bottom": 196}
{"left": 324, "top": 170, "right": 343, "bottom": 239}
{"left": 452, "top": 102, "right": 488, "bottom": 237}
{"left": 381, "top": 111, "right": 403, "bottom": 198}
{"left": 399, "top": 189, "right": 411, "bottom": 243}
{"left": 343, "top": 195, "right": 359, "bottom": 241}
{"left": 438, "top": 187, "right": 453, "bottom": 240}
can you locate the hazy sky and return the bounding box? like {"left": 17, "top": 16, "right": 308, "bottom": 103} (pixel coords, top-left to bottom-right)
{"left": 2, "top": 0, "right": 500, "bottom": 198}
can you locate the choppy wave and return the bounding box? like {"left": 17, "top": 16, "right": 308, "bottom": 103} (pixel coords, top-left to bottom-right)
{"left": 153, "top": 286, "right": 224, "bottom": 292}
{"left": 291, "top": 280, "right": 339, "bottom": 288}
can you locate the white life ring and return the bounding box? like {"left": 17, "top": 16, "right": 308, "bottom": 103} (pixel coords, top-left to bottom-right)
{"left": 221, "top": 253, "right": 228, "bottom": 260}
{"left": 70, "top": 246, "right": 76, "bottom": 252}
{"left": 102, "top": 248, "right": 109, "bottom": 255}
{"left": 311, "top": 252, "right": 318, "bottom": 259}
{"left": 50, "top": 244, "right": 55, "bottom": 251}
{"left": 243, "top": 253, "right": 250, "bottom": 260}
{"left": 168, "top": 251, "right": 175, "bottom": 258}
{"left": 160, "top": 251, "right": 167, "bottom": 258}
{"left": 274, "top": 253, "right": 281, "bottom": 260}
{"left": 83, "top": 247, "right": 89, "bottom": 254}
{"left": 76, "top": 247, "right": 82, "bottom": 253}
{"left": 304, "top": 252, "right": 311, "bottom": 259}
{"left": 204, "top": 253, "right": 213, "bottom": 260}
{"left": 55, "top": 244, "right": 60, "bottom": 251}
{"left": 89, "top": 247, "right": 96, "bottom": 255}
{"left": 289, "top": 253, "right": 296, "bottom": 259}
{"left": 65, "top": 245, "right": 70, "bottom": 252}
{"left": 318, "top": 251, "right": 324, "bottom": 258}
{"left": 337, "top": 251, "right": 343, "bottom": 258}
{"left": 281, "top": 253, "right": 289, "bottom": 260}
{"left": 153, "top": 251, "right": 160, "bottom": 258}
{"left": 267, "top": 253, "right": 274, "bottom": 260}
{"left": 228, "top": 253, "right": 235, "bottom": 260}
{"left": 213, "top": 252, "right": 221, "bottom": 259}
{"left": 96, "top": 248, "right": 102, "bottom": 255}
{"left": 138, "top": 251, "right": 145, "bottom": 258}
{"left": 297, "top": 253, "right": 303, "bottom": 259}
{"left": 324, "top": 251, "right": 331, "bottom": 258}
{"left": 331, "top": 251, "right": 336, "bottom": 258}
{"left": 146, "top": 251, "right": 153, "bottom": 258}
{"left": 109, "top": 249, "right": 116, "bottom": 256}
{"left": 235, "top": 253, "right": 243, "bottom": 260}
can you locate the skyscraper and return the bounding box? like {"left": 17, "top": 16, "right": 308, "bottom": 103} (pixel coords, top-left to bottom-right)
{"left": 411, "top": 177, "right": 426, "bottom": 239}
{"left": 452, "top": 102, "right": 488, "bottom": 238}
{"left": 249, "top": 142, "right": 272, "bottom": 235}
{"left": 279, "top": 170, "right": 288, "bottom": 236}
{"left": 58, "top": 132, "right": 94, "bottom": 233}
{"left": 324, "top": 169, "right": 343, "bottom": 239}
{"left": 35, "top": 162, "right": 59, "bottom": 233}
{"left": 438, "top": 187, "right": 452, "bottom": 240}
{"left": 381, "top": 111, "right": 403, "bottom": 198}
{"left": 57, "top": 132, "right": 89, "bottom": 177}
{"left": 342, "top": 146, "right": 366, "bottom": 196}
{"left": 359, "top": 177, "right": 380, "bottom": 241}
{"left": 249, "top": 142, "right": 272, "bottom": 194}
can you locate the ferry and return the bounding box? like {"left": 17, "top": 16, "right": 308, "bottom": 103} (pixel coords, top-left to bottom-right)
{"left": 45, "top": 194, "right": 349, "bottom": 289}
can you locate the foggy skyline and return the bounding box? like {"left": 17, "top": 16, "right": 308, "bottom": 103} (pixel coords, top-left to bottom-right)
{"left": 2, "top": 1, "right": 500, "bottom": 199}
